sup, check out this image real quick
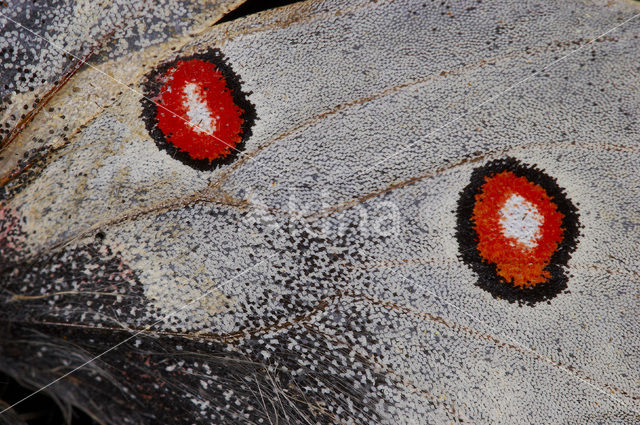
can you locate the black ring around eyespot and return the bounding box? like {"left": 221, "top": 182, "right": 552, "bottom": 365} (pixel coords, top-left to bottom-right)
{"left": 455, "top": 157, "right": 581, "bottom": 306}
{"left": 140, "top": 48, "right": 257, "bottom": 171}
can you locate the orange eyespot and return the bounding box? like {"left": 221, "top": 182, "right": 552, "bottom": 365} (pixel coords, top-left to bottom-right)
{"left": 141, "top": 49, "right": 256, "bottom": 170}
{"left": 456, "top": 158, "right": 580, "bottom": 305}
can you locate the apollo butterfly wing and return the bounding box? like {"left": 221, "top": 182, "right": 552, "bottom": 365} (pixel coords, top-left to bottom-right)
{"left": 1, "top": 0, "right": 639, "bottom": 424}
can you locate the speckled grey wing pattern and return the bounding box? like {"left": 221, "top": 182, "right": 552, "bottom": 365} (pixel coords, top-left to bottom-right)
{"left": 0, "top": 0, "right": 243, "bottom": 176}
{"left": 1, "top": 0, "right": 640, "bottom": 424}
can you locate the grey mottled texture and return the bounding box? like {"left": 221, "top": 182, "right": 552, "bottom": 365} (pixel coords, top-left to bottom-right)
{"left": 1, "top": 0, "right": 639, "bottom": 424}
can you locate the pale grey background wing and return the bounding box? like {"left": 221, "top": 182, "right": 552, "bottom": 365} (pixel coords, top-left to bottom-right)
{"left": 1, "top": 0, "right": 639, "bottom": 424}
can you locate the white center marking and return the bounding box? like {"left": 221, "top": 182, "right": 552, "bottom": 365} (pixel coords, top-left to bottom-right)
{"left": 499, "top": 194, "right": 544, "bottom": 248}
{"left": 183, "top": 82, "right": 216, "bottom": 135}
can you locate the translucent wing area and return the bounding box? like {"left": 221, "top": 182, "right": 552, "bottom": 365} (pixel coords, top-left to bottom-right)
{"left": 1, "top": 0, "right": 639, "bottom": 424}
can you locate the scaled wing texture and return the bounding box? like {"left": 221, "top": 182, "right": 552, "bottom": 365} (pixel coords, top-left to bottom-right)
{"left": 0, "top": 0, "right": 639, "bottom": 424}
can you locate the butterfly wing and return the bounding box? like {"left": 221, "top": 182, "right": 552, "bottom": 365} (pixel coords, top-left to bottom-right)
{"left": 1, "top": 0, "right": 639, "bottom": 423}
{"left": 0, "top": 0, "right": 244, "bottom": 178}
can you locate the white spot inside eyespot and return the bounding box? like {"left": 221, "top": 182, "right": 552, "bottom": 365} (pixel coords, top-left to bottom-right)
{"left": 499, "top": 194, "right": 544, "bottom": 248}
{"left": 183, "top": 82, "right": 216, "bottom": 135}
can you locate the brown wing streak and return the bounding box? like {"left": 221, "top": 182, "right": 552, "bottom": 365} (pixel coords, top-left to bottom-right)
{"left": 354, "top": 291, "right": 640, "bottom": 403}
{"left": 0, "top": 48, "right": 98, "bottom": 152}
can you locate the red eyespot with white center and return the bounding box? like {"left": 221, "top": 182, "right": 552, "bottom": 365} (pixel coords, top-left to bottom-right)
{"left": 456, "top": 158, "right": 580, "bottom": 305}
{"left": 141, "top": 50, "right": 256, "bottom": 170}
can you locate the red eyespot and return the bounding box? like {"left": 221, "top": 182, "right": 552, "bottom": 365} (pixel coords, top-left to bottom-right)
{"left": 456, "top": 158, "right": 580, "bottom": 305}
{"left": 141, "top": 50, "right": 255, "bottom": 170}
{"left": 473, "top": 171, "right": 564, "bottom": 288}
